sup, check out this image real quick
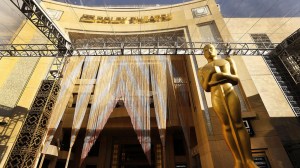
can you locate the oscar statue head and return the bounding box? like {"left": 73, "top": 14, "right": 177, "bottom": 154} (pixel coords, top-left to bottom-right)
{"left": 203, "top": 44, "right": 217, "bottom": 62}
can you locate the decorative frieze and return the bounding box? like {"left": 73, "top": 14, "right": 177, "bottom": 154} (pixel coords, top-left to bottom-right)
{"left": 5, "top": 80, "right": 60, "bottom": 168}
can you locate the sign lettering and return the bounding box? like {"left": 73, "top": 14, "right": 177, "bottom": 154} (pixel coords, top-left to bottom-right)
{"left": 79, "top": 14, "right": 172, "bottom": 24}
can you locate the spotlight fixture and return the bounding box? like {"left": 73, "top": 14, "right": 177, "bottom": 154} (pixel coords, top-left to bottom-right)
{"left": 49, "top": 70, "right": 63, "bottom": 78}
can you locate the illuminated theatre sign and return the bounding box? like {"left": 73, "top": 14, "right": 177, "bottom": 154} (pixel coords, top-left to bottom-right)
{"left": 79, "top": 14, "right": 172, "bottom": 24}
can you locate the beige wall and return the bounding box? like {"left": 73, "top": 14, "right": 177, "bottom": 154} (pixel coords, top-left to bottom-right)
{"left": 225, "top": 17, "right": 300, "bottom": 118}
{"left": 225, "top": 17, "right": 300, "bottom": 167}
{"left": 224, "top": 18, "right": 300, "bottom": 43}
{"left": 41, "top": 0, "right": 230, "bottom": 37}
{"left": 225, "top": 17, "right": 299, "bottom": 117}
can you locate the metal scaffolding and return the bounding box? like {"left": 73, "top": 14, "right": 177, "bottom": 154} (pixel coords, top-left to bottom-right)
{"left": 0, "top": 44, "right": 59, "bottom": 57}
{"left": 273, "top": 28, "right": 300, "bottom": 84}
{"left": 0, "top": 42, "right": 278, "bottom": 57}
{"left": 9, "top": 0, "right": 71, "bottom": 50}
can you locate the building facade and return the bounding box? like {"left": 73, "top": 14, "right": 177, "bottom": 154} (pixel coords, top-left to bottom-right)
{"left": 0, "top": 0, "right": 300, "bottom": 167}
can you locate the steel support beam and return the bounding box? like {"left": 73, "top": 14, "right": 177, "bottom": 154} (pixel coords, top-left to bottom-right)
{"left": 0, "top": 44, "right": 61, "bottom": 57}
{"left": 0, "top": 42, "right": 278, "bottom": 57}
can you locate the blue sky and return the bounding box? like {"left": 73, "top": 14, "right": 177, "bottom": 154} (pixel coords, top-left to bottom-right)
{"left": 57, "top": 0, "right": 300, "bottom": 17}
{"left": 217, "top": 0, "right": 300, "bottom": 17}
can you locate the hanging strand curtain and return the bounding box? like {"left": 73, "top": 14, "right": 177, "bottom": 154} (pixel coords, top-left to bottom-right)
{"left": 70, "top": 57, "right": 101, "bottom": 148}
{"left": 149, "top": 55, "right": 167, "bottom": 144}
{"left": 42, "top": 56, "right": 84, "bottom": 153}
{"left": 171, "top": 58, "right": 192, "bottom": 154}
{"left": 80, "top": 56, "right": 120, "bottom": 165}
{"left": 149, "top": 55, "right": 168, "bottom": 167}
{"left": 64, "top": 57, "right": 101, "bottom": 168}
{"left": 166, "top": 56, "right": 179, "bottom": 125}
{"left": 80, "top": 56, "right": 152, "bottom": 164}
{"left": 123, "top": 56, "right": 151, "bottom": 163}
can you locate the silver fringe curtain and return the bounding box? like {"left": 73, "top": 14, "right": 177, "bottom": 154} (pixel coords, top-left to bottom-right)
{"left": 80, "top": 56, "right": 151, "bottom": 164}
{"left": 42, "top": 56, "right": 84, "bottom": 153}
{"left": 150, "top": 56, "right": 167, "bottom": 146}
{"left": 171, "top": 58, "right": 192, "bottom": 154}
{"left": 41, "top": 55, "right": 190, "bottom": 166}
{"left": 70, "top": 57, "right": 101, "bottom": 148}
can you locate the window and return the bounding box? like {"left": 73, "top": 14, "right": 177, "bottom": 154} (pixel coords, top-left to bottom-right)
{"left": 279, "top": 51, "right": 300, "bottom": 83}
{"left": 192, "top": 6, "right": 210, "bottom": 18}
{"left": 243, "top": 119, "right": 254, "bottom": 136}
{"left": 198, "top": 22, "right": 222, "bottom": 42}
{"left": 250, "top": 34, "right": 274, "bottom": 49}
{"left": 46, "top": 9, "right": 63, "bottom": 21}
{"left": 253, "top": 154, "right": 271, "bottom": 168}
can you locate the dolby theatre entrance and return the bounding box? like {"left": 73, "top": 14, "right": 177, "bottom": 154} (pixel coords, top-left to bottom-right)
{"left": 41, "top": 123, "right": 196, "bottom": 168}
{"left": 38, "top": 32, "right": 200, "bottom": 168}
{"left": 115, "top": 144, "right": 154, "bottom": 168}
{"left": 84, "top": 128, "right": 193, "bottom": 167}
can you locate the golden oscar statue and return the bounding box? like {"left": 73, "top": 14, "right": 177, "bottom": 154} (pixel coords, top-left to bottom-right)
{"left": 198, "top": 44, "right": 258, "bottom": 168}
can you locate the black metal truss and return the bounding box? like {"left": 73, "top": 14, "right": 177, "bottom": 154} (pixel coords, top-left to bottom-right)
{"left": 0, "top": 44, "right": 61, "bottom": 57}
{"left": 10, "top": 0, "right": 71, "bottom": 50}
{"left": 277, "top": 51, "right": 300, "bottom": 84}
{"left": 265, "top": 28, "right": 300, "bottom": 117}
{"left": 264, "top": 55, "right": 300, "bottom": 116}
{"left": 46, "top": 55, "right": 69, "bottom": 80}
{"left": 270, "top": 28, "right": 300, "bottom": 84}
{"left": 275, "top": 28, "right": 300, "bottom": 54}
{"left": 0, "top": 42, "right": 278, "bottom": 57}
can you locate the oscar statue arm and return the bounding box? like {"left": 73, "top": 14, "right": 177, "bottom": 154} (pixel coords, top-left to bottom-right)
{"left": 208, "top": 58, "right": 239, "bottom": 86}
{"left": 198, "top": 67, "right": 214, "bottom": 92}
{"left": 224, "top": 57, "right": 239, "bottom": 85}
